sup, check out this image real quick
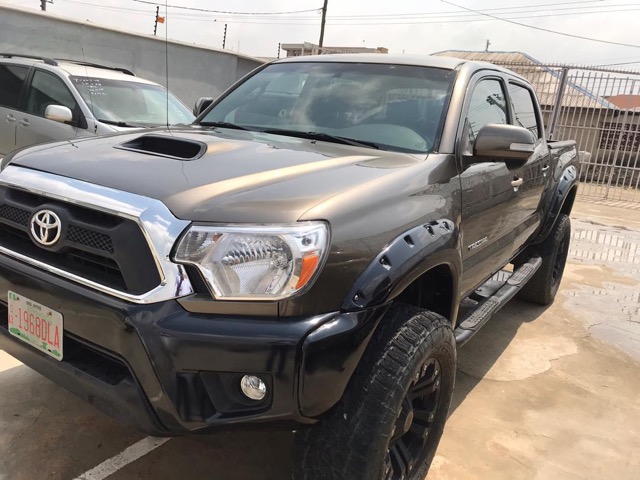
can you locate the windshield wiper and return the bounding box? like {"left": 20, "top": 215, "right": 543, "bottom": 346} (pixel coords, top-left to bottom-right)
{"left": 198, "top": 121, "right": 257, "bottom": 131}
{"left": 97, "top": 119, "right": 150, "bottom": 128}
{"left": 260, "top": 129, "right": 379, "bottom": 150}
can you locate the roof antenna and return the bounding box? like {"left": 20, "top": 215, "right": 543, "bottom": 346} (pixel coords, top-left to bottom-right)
{"left": 165, "top": 0, "right": 169, "bottom": 130}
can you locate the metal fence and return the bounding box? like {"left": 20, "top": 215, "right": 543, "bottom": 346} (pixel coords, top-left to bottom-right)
{"left": 495, "top": 62, "right": 640, "bottom": 203}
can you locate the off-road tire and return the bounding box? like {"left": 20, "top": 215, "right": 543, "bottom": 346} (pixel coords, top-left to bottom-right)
{"left": 293, "top": 303, "right": 456, "bottom": 480}
{"left": 518, "top": 213, "right": 571, "bottom": 305}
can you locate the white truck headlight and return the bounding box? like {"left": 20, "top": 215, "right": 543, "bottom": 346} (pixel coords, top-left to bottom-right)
{"left": 174, "top": 222, "right": 329, "bottom": 300}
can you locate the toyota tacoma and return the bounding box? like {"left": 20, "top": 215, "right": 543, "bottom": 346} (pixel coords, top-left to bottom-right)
{"left": 0, "top": 54, "right": 578, "bottom": 479}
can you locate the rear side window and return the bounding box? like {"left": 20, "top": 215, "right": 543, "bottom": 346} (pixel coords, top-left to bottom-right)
{"left": 0, "top": 64, "right": 29, "bottom": 109}
{"left": 508, "top": 83, "right": 540, "bottom": 139}
{"left": 27, "top": 70, "right": 78, "bottom": 117}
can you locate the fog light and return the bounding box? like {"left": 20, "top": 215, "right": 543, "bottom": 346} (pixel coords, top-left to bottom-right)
{"left": 240, "top": 375, "right": 267, "bottom": 401}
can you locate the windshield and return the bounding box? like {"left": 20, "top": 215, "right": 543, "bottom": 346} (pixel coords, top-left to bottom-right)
{"left": 199, "top": 62, "right": 455, "bottom": 153}
{"left": 71, "top": 76, "right": 195, "bottom": 126}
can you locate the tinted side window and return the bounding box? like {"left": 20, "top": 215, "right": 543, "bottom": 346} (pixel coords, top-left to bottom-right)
{"left": 466, "top": 79, "right": 508, "bottom": 147}
{"left": 27, "top": 70, "right": 78, "bottom": 117}
{"left": 0, "top": 65, "right": 29, "bottom": 109}
{"left": 508, "top": 83, "right": 540, "bottom": 139}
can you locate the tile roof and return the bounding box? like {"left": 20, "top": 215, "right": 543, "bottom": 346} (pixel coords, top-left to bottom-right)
{"left": 605, "top": 94, "right": 640, "bottom": 110}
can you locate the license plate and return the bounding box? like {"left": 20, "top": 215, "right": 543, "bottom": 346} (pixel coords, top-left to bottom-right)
{"left": 7, "top": 291, "right": 63, "bottom": 361}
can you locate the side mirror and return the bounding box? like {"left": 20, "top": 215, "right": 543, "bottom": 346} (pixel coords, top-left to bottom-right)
{"left": 193, "top": 97, "right": 214, "bottom": 117}
{"left": 44, "top": 105, "right": 73, "bottom": 124}
{"left": 474, "top": 124, "right": 536, "bottom": 167}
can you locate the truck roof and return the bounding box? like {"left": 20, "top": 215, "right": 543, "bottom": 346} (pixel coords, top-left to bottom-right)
{"left": 274, "top": 53, "right": 530, "bottom": 84}
{"left": 275, "top": 53, "right": 464, "bottom": 69}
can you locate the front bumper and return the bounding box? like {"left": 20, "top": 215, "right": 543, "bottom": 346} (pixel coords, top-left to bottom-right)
{"left": 0, "top": 254, "right": 385, "bottom": 435}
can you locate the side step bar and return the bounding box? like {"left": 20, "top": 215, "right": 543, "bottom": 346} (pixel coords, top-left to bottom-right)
{"left": 454, "top": 256, "right": 542, "bottom": 347}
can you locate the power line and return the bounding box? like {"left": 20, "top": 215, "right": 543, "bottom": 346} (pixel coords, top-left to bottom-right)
{"left": 441, "top": 0, "right": 640, "bottom": 49}
{"left": 130, "top": 0, "right": 321, "bottom": 15}
{"left": 171, "top": 3, "right": 640, "bottom": 22}
{"left": 318, "top": 1, "right": 626, "bottom": 19}
{"left": 55, "top": 0, "right": 640, "bottom": 24}
{"left": 164, "top": 7, "right": 640, "bottom": 25}
{"left": 165, "top": 6, "right": 640, "bottom": 24}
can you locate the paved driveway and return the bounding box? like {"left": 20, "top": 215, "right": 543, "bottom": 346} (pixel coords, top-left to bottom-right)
{"left": 1, "top": 200, "right": 639, "bottom": 480}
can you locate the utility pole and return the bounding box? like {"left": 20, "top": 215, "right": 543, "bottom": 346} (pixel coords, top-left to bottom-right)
{"left": 40, "top": 0, "right": 47, "bottom": 11}
{"left": 485, "top": 39, "right": 491, "bottom": 52}
{"left": 222, "top": 24, "right": 227, "bottom": 49}
{"left": 318, "top": 0, "right": 328, "bottom": 54}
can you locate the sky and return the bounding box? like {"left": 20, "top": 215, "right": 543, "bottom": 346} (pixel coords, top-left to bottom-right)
{"left": 2, "top": 0, "right": 640, "bottom": 67}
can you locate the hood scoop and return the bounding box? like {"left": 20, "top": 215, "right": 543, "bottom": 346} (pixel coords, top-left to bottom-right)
{"left": 115, "top": 134, "right": 206, "bottom": 160}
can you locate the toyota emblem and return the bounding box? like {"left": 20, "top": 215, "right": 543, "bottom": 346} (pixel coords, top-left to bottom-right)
{"left": 30, "top": 209, "right": 62, "bottom": 247}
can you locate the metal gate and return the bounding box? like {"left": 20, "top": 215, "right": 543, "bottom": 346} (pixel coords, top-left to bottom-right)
{"left": 495, "top": 62, "right": 640, "bottom": 203}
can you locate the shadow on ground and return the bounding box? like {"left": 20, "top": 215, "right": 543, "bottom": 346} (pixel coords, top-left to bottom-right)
{"left": 450, "top": 298, "right": 549, "bottom": 414}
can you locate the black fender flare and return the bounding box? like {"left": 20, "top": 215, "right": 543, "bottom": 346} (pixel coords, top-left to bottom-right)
{"left": 341, "top": 219, "right": 461, "bottom": 316}
{"left": 536, "top": 165, "right": 578, "bottom": 243}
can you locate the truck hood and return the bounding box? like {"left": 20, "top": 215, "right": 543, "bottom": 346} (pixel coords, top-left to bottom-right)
{"left": 8, "top": 127, "right": 425, "bottom": 223}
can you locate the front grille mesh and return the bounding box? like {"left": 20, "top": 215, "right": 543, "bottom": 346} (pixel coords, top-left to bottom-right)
{"left": 67, "top": 225, "right": 114, "bottom": 253}
{"left": 0, "top": 204, "right": 30, "bottom": 227}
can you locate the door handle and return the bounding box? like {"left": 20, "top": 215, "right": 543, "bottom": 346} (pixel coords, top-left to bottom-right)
{"left": 18, "top": 119, "right": 30, "bottom": 127}
{"left": 511, "top": 177, "right": 524, "bottom": 188}
{"left": 541, "top": 165, "right": 550, "bottom": 176}
{"left": 6, "top": 115, "right": 16, "bottom": 123}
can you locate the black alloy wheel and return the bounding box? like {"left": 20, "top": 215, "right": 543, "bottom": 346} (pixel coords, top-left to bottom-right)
{"left": 383, "top": 358, "right": 442, "bottom": 480}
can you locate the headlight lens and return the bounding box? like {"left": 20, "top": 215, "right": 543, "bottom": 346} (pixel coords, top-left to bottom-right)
{"left": 174, "top": 222, "right": 328, "bottom": 300}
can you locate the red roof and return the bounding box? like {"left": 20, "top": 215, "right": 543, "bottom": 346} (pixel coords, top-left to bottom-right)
{"left": 605, "top": 95, "right": 640, "bottom": 109}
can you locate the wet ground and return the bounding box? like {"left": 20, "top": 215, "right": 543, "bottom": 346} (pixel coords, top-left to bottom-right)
{"left": 430, "top": 200, "right": 640, "bottom": 480}
{"left": 1, "top": 198, "right": 639, "bottom": 480}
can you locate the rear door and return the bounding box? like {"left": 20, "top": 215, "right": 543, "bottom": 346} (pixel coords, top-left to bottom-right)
{"left": 15, "top": 69, "right": 83, "bottom": 150}
{"left": 0, "top": 64, "right": 29, "bottom": 156}
{"left": 506, "top": 81, "right": 551, "bottom": 252}
{"left": 458, "top": 75, "right": 520, "bottom": 296}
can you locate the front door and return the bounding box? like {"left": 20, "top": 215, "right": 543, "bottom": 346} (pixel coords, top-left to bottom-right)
{"left": 459, "top": 76, "right": 520, "bottom": 296}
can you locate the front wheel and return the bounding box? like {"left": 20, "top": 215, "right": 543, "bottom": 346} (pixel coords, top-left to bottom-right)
{"left": 293, "top": 303, "right": 456, "bottom": 480}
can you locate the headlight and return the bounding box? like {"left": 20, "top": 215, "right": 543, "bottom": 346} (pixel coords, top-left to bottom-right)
{"left": 174, "top": 222, "right": 329, "bottom": 300}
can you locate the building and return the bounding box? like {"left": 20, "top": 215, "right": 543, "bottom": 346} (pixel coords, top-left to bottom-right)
{"left": 280, "top": 42, "right": 388, "bottom": 57}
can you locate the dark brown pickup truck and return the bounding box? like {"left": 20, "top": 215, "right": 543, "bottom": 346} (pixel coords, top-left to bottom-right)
{"left": 0, "top": 54, "right": 578, "bottom": 479}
